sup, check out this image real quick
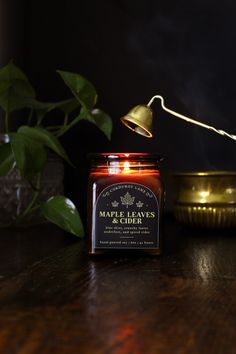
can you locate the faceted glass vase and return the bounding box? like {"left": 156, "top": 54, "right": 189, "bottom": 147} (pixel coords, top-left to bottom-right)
{"left": 0, "top": 135, "right": 64, "bottom": 226}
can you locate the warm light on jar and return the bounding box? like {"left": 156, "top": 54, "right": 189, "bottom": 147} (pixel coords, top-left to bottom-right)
{"left": 123, "top": 161, "right": 130, "bottom": 174}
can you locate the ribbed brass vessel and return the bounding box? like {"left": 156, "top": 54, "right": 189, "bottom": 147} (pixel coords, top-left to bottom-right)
{"left": 173, "top": 171, "right": 236, "bottom": 228}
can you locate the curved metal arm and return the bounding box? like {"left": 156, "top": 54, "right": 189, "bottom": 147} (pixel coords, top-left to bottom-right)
{"left": 147, "top": 95, "right": 236, "bottom": 141}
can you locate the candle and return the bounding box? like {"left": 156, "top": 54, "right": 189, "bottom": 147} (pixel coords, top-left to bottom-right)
{"left": 87, "top": 153, "right": 164, "bottom": 255}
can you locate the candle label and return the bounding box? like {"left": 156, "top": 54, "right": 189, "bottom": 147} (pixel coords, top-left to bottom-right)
{"left": 93, "top": 183, "right": 160, "bottom": 249}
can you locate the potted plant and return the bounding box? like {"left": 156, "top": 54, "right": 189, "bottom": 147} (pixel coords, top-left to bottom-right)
{"left": 0, "top": 61, "right": 112, "bottom": 237}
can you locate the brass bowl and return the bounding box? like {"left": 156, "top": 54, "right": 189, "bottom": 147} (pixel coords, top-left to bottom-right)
{"left": 173, "top": 171, "right": 236, "bottom": 228}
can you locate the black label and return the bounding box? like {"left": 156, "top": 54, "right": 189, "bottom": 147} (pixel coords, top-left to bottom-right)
{"left": 93, "top": 183, "right": 159, "bottom": 249}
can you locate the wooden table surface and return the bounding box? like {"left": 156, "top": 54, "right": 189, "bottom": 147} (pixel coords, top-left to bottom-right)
{"left": 0, "top": 217, "right": 236, "bottom": 354}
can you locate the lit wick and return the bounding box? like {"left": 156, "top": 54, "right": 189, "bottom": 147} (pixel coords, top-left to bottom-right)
{"left": 123, "top": 161, "right": 130, "bottom": 174}
{"left": 121, "top": 95, "right": 236, "bottom": 141}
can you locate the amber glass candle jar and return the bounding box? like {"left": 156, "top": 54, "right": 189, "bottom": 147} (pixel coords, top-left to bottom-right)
{"left": 87, "top": 153, "right": 164, "bottom": 255}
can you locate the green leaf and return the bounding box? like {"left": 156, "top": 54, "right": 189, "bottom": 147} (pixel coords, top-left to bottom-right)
{"left": 29, "top": 97, "right": 79, "bottom": 115}
{"left": 41, "top": 196, "right": 84, "bottom": 237}
{"left": 28, "top": 100, "right": 56, "bottom": 112}
{"left": 9, "top": 132, "right": 47, "bottom": 179}
{"left": 0, "top": 143, "right": 15, "bottom": 176}
{"left": 26, "top": 98, "right": 80, "bottom": 125}
{"left": 0, "top": 61, "right": 35, "bottom": 112}
{"left": 18, "top": 126, "right": 73, "bottom": 165}
{"left": 80, "top": 107, "right": 112, "bottom": 140}
{"left": 56, "top": 107, "right": 113, "bottom": 140}
{"left": 53, "top": 97, "right": 80, "bottom": 114}
{"left": 57, "top": 70, "right": 97, "bottom": 109}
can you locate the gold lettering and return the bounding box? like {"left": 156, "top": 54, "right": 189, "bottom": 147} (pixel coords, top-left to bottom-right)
{"left": 127, "top": 211, "right": 156, "bottom": 218}
{"left": 120, "top": 218, "right": 142, "bottom": 224}
{"left": 99, "top": 211, "right": 124, "bottom": 218}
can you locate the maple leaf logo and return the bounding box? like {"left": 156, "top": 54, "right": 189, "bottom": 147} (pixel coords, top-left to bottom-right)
{"left": 136, "top": 201, "right": 143, "bottom": 208}
{"left": 120, "top": 192, "right": 135, "bottom": 208}
{"left": 112, "top": 200, "right": 119, "bottom": 207}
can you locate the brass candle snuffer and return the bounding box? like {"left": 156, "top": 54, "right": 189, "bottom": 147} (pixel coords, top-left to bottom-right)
{"left": 121, "top": 94, "right": 236, "bottom": 140}
{"left": 121, "top": 95, "right": 236, "bottom": 229}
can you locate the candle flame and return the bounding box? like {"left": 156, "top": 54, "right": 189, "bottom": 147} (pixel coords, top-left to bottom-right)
{"left": 123, "top": 161, "right": 130, "bottom": 173}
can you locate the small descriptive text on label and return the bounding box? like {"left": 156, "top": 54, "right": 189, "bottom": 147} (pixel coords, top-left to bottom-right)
{"left": 100, "top": 225, "right": 154, "bottom": 247}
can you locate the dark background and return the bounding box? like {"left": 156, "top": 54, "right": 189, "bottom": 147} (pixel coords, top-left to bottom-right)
{"left": 1, "top": 0, "right": 236, "bottom": 218}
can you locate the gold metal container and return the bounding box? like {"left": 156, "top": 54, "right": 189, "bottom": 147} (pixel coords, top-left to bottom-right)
{"left": 173, "top": 171, "right": 236, "bottom": 228}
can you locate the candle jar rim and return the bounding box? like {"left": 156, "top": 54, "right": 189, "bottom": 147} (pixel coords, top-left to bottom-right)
{"left": 88, "top": 152, "right": 163, "bottom": 163}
